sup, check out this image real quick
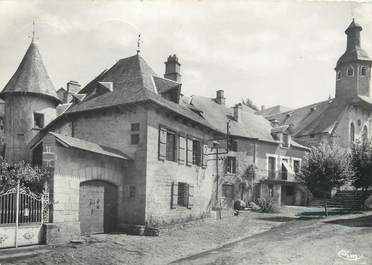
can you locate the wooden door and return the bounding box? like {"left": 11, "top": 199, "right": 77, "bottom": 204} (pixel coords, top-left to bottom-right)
{"left": 79, "top": 184, "right": 104, "bottom": 235}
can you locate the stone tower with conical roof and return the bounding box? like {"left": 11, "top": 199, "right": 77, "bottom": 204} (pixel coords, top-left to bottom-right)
{"left": 335, "top": 19, "right": 372, "bottom": 100}
{"left": 0, "top": 40, "right": 60, "bottom": 163}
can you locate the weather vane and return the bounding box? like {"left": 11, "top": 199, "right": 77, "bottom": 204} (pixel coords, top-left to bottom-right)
{"left": 29, "top": 20, "right": 38, "bottom": 42}
{"left": 137, "top": 34, "right": 142, "bottom": 54}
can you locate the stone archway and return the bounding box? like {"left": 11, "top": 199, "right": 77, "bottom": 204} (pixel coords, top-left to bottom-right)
{"left": 79, "top": 180, "right": 118, "bottom": 235}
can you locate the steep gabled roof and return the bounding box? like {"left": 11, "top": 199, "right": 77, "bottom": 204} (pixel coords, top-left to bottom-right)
{"left": 0, "top": 41, "right": 59, "bottom": 102}
{"left": 98, "top": 54, "right": 157, "bottom": 92}
{"left": 65, "top": 54, "right": 216, "bottom": 131}
{"left": 266, "top": 98, "right": 348, "bottom": 137}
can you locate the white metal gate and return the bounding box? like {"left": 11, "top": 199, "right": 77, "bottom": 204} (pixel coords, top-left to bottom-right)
{"left": 0, "top": 181, "right": 48, "bottom": 248}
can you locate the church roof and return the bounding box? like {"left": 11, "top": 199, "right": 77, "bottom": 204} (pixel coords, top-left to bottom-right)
{"left": 336, "top": 47, "right": 371, "bottom": 68}
{"left": 266, "top": 98, "right": 349, "bottom": 137}
{"left": 0, "top": 41, "right": 59, "bottom": 102}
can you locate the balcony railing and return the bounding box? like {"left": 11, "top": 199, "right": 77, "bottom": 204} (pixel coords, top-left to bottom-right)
{"left": 267, "top": 170, "right": 298, "bottom": 181}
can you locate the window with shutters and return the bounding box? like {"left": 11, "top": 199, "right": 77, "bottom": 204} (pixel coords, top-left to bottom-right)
{"left": 177, "top": 182, "right": 189, "bottom": 207}
{"left": 226, "top": 156, "right": 237, "bottom": 174}
{"left": 178, "top": 135, "right": 186, "bottom": 164}
{"left": 192, "top": 139, "right": 201, "bottom": 166}
{"left": 166, "top": 131, "right": 176, "bottom": 161}
{"left": 158, "top": 127, "right": 177, "bottom": 162}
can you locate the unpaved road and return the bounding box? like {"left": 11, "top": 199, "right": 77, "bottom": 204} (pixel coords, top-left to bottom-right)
{"left": 171, "top": 214, "right": 372, "bottom": 265}
{"left": 2, "top": 209, "right": 371, "bottom": 265}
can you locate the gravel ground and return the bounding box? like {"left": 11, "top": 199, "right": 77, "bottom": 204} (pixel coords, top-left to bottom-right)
{"left": 2, "top": 209, "right": 290, "bottom": 265}
{"left": 172, "top": 211, "right": 372, "bottom": 265}
{"left": 3, "top": 206, "right": 364, "bottom": 265}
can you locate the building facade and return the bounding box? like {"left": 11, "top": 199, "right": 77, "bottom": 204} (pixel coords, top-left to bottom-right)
{"left": 2, "top": 38, "right": 309, "bottom": 243}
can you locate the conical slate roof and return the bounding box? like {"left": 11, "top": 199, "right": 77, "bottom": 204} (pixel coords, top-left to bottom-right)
{"left": 0, "top": 41, "right": 59, "bottom": 102}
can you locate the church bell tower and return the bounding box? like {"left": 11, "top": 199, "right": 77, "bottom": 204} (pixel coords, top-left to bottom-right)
{"left": 335, "top": 19, "right": 372, "bottom": 100}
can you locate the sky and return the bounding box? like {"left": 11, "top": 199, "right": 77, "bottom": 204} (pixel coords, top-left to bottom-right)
{"left": 1, "top": 0, "right": 372, "bottom": 109}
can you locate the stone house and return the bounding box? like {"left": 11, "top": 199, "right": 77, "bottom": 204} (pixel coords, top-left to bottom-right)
{"left": 2, "top": 39, "right": 308, "bottom": 243}
{"left": 260, "top": 20, "right": 372, "bottom": 148}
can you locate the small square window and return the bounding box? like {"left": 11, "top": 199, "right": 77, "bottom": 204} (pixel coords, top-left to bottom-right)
{"left": 131, "top": 123, "right": 140, "bottom": 131}
{"left": 129, "top": 185, "right": 136, "bottom": 198}
{"left": 131, "top": 134, "right": 139, "bottom": 144}
{"left": 34, "top": 113, "right": 44, "bottom": 128}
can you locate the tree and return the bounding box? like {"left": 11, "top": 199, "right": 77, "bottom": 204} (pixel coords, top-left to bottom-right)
{"left": 350, "top": 140, "right": 372, "bottom": 207}
{"left": 242, "top": 98, "right": 259, "bottom": 111}
{"left": 297, "top": 143, "right": 353, "bottom": 215}
{"left": 0, "top": 158, "right": 48, "bottom": 193}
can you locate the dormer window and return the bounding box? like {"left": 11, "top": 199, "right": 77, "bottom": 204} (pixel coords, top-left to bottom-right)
{"left": 337, "top": 71, "right": 342, "bottom": 80}
{"left": 360, "top": 66, "right": 367, "bottom": 76}
{"left": 347, "top": 66, "right": 354, "bottom": 77}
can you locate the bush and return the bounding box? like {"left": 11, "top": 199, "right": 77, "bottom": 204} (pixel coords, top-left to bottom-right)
{"left": 256, "top": 198, "right": 279, "bottom": 213}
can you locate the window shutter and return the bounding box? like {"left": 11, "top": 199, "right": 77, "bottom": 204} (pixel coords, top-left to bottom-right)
{"left": 159, "top": 127, "right": 167, "bottom": 161}
{"left": 178, "top": 135, "right": 186, "bottom": 164}
{"left": 187, "top": 184, "right": 194, "bottom": 209}
{"left": 202, "top": 144, "right": 208, "bottom": 168}
{"left": 186, "top": 138, "right": 193, "bottom": 166}
{"left": 171, "top": 181, "right": 178, "bottom": 209}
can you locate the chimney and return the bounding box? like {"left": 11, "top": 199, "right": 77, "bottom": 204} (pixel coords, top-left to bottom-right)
{"left": 261, "top": 105, "right": 265, "bottom": 111}
{"left": 66, "top": 80, "right": 81, "bottom": 102}
{"left": 233, "top": 104, "right": 242, "bottom": 122}
{"left": 215, "top": 90, "right": 225, "bottom": 105}
{"left": 164, "top": 54, "right": 181, "bottom": 82}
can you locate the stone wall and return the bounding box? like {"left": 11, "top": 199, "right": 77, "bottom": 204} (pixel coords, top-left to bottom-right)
{"left": 40, "top": 133, "right": 126, "bottom": 243}
{"left": 333, "top": 105, "right": 372, "bottom": 148}
{"left": 145, "top": 109, "right": 217, "bottom": 226}
{"left": 4, "top": 94, "right": 57, "bottom": 163}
